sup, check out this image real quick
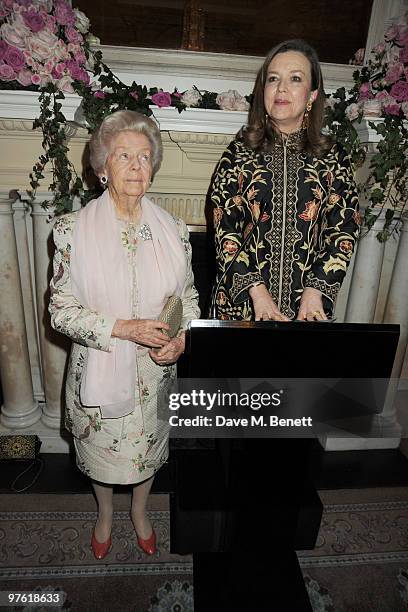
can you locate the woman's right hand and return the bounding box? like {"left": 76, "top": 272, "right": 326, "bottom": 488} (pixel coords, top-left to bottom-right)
{"left": 112, "top": 319, "right": 171, "bottom": 348}
{"left": 249, "top": 284, "right": 290, "bottom": 321}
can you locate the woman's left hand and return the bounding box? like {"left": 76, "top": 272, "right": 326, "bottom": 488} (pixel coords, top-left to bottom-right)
{"left": 149, "top": 333, "right": 185, "bottom": 365}
{"left": 297, "top": 287, "right": 327, "bottom": 321}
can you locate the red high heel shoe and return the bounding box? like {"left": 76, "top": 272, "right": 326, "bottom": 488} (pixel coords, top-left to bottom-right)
{"left": 91, "top": 529, "right": 112, "bottom": 560}
{"left": 137, "top": 529, "right": 156, "bottom": 555}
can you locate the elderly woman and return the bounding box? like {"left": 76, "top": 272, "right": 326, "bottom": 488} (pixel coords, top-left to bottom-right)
{"left": 211, "top": 39, "right": 360, "bottom": 321}
{"left": 49, "top": 110, "right": 200, "bottom": 559}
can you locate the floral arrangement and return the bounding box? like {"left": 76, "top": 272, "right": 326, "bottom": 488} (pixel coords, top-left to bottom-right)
{"left": 0, "top": 1, "right": 251, "bottom": 214}
{"left": 326, "top": 13, "right": 408, "bottom": 240}
{"left": 0, "top": 1, "right": 407, "bottom": 241}
{"left": 0, "top": 0, "right": 92, "bottom": 91}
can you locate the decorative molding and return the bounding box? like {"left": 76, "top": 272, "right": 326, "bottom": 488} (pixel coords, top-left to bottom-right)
{"left": 0, "top": 118, "right": 38, "bottom": 133}
{"left": 164, "top": 132, "right": 232, "bottom": 146}
{"left": 163, "top": 131, "right": 233, "bottom": 162}
{"left": 148, "top": 193, "right": 206, "bottom": 225}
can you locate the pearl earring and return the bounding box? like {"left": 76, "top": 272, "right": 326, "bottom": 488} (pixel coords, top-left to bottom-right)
{"left": 100, "top": 175, "right": 108, "bottom": 186}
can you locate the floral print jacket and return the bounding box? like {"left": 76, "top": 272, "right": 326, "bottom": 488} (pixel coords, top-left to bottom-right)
{"left": 49, "top": 212, "right": 200, "bottom": 443}
{"left": 210, "top": 134, "right": 360, "bottom": 320}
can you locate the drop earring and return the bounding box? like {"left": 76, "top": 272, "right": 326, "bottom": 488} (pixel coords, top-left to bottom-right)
{"left": 302, "top": 100, "right": 313, "bottom": 130}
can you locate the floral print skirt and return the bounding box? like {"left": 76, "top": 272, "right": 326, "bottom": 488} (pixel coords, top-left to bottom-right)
{"left": 73, "top": 352, "right": 171, "bottom": 485}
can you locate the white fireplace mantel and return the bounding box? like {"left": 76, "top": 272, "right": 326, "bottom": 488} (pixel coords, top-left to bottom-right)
{"left": 0, "top": 90, "right": 248, "bottom": 134}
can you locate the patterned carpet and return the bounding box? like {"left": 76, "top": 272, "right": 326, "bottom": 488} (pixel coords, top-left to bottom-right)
{"left": 0, "top": 488, "right": 408, "bottom": 611}
{"left": 298, "top": 487, "right": 408, "bottom": 612}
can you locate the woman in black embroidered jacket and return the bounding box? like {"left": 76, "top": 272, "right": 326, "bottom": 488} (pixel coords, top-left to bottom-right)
{"left": 211, "top": 39, "right": 360, "bottom": 321}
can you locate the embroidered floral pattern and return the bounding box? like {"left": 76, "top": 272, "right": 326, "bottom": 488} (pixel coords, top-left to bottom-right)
{"left": 211, "top": 138, "right": 360, "bottom": 319}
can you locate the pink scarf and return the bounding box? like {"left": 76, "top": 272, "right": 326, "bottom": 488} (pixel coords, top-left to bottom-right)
{"left": 70, "top": 189, "right": 186, "bottom": 418}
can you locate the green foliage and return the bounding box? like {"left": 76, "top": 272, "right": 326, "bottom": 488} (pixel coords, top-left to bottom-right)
{"left": 325, "top": 93, "right": 408, "bottom": 242}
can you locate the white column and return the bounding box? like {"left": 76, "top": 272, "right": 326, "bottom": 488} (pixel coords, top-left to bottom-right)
{"left": 345, "top": 214, "right": 386, "bottom": 323}
{"left": 12, "top": 197, "right": 44, "bottom": 401}
{"left": 321, "top": 212, "right": 401, "bottom": 450}
{"left": 0, "top": 194, "right": 40, "bottom": 428}
{"left": 380, "top": 214, "right": 408, "bottom": 436}
{"left": 31, "top": 199, "right": 69, "bottom": 430}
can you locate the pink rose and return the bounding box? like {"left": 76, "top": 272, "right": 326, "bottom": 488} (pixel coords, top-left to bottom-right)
{"left": 76, "top": 68, "right": 90, "bottom": 84}
{"left": 151, "top": 91, "right": 172, "bottom": 107}
{"left": 65, "top": 25, "right": 83, "bottom": 44}
{"left": 23, "top": 49, "right": 34, "bottom": 66}
{"left": 31, "top": 73, "right": 41, "bottom": 85}
{"left": 384, "top": 62, "right": 404, "bottom": 84}
{"left": 373, "top": 42, "right": 385, "bottom": 54}
{"left": 397, "top": 26, "right": 408, "bottom": 46}
{"left": 0, "top": 23, "right": 28, "bottom": 48}
{"left": 350, "top": 47, "right": 365, "bottom": 65}
{"left": 399, "top": 45, "right": 408, "bottom": 64}
{"left": 54, "top": 1, "right": 76, "bottom": 26}
{"left": 75, "top": 52, "right": 86, "bottom": 66}
{"left": 65, "top": 59, "right": 81, "bottom": 79}
{"left": 5, "top": 45, "right": 25, "bottom": 71}
{"left": 0, "top": 7, "right": 10, "bottom": 19}
{"left": 17, "top": 68, "right": 33, "bottom": 87}
{"left": 44, "top": 15, "right": 57, "bottom": 33}
{"left": 375, "top": 92, "right": 396, "bottom": 111}
{"left": 66, "top": 61, "right": 89, "bottom": 84}
{"left": 0, "top": 41, "right": 9, "bottom": 61}
{"left": 23, "top": 7, "right": 46, "bottom": 32}
{"left": 390, "top": 81, "right": 408, "bottom": 102}
{"left": 52, "top": 61, "right": 66, "bottom": 78}
{"left": 384, "top": 103, "right": 401, "bottom": 116}
{"left": 385, "top": 24, "right": 400, "bottom": 41}
{"left": 93, "top": 90, "right": 106, "bottom": 99}
{"left": 358, "top": 82, "right": 372, "bottom": 100}
{"left": 0, "top": 63, "right": 17, "bottom": 81}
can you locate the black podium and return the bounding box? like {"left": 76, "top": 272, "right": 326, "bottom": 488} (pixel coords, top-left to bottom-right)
{"left": 171, "top": 320, "right": 400, "bottom": 611}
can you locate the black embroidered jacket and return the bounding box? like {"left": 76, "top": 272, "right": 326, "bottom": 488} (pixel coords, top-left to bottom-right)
{"left": 210, "top": 134, "right": 360, "bottom": 320}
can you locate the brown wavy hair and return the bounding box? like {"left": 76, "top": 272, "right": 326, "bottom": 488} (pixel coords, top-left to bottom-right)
{"left": 242, "top": 39, "right": 332, "bottom": 157}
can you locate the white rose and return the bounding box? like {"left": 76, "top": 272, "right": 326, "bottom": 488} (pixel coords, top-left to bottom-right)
{"left": 345, "top": 102, "right": 361, "bottom": 121}
{"left": 234, "top": 97, "right": 250, "bottom": 111}
{"left": 33, "top": 0, "right": 53, "bottom": 11}
{"left": 325, "top": 97, "right": 340, "bottom": 109}
{"left": 216, "top": 89, "right": 249, "bottom": 111}
{"left": 181, "top": 89, "right": 202, "bottom": 107}
{"left": 0, "top": 23, "right": 27, "bottom": 49}
{"left": 57, "top": 75, "right": 75, "bottom": 94}
{"left": 74, "top": 9, "right": 90, "bottom": 34}
{"left": 27, "top": 36, "right": 52, "bottom": 62}
{"left": 36, "top": 28, "right": 59, "bottom": 49}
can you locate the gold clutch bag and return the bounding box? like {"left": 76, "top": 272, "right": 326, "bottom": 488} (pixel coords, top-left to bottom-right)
{"left": 158, "top": 295, "right": 183, "bottom": 338}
